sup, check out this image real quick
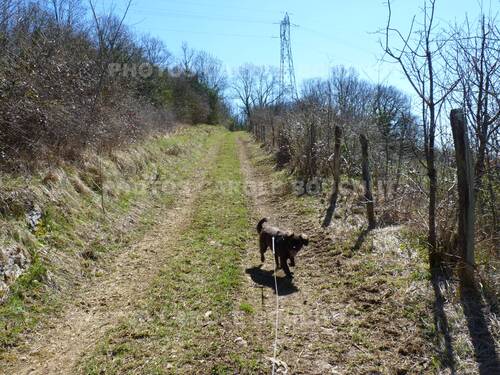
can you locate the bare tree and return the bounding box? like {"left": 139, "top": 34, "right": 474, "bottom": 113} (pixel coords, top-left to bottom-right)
{"left": 50, "top": 0, "right": 84, "bottom": 28}
{"left": 253, "top": 65, "right": 279, "bottom": 108}
{"left": 0, "top": 0, "right": 20, "bottom": 34}
{"left": 371, "top": 84, "right": 412, "bottom": 199}
{"left": 180, "top": 41, "right": 195, "bottom": 74}
{"left": 322, "top": 125, "right": 342, "bottom": 227}
{"left": 232, "top": 64, "right": 279, "bottom": 138}
{"left": 449, "top": 13, "right": 500, "bottom": 193}
{"left": 88, "top": 0, "right": 132, "bottom": 214}
{"left": 140, "top": 35, "right": 172, "bottom": 68}
{"left": 382, "top": 0, "right": 457, "bottom": 267}
{"left": 329, "top": 66, "right": 366, "bottom": 126}
{"left": 193, "top": 50, "right": 227, "bottom": 93}
{"left": 328, "top": 66, "right": 372, "bottom": 176}
{"left": 232, "top": 64, "right": 256, "bottom": 125}
{"left": 88, "top": 0, "right": 132, "bottom": 107}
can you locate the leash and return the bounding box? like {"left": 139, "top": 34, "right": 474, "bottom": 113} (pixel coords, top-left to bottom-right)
{"left": 271, "top": 236, "right": 279, "bottom": 375}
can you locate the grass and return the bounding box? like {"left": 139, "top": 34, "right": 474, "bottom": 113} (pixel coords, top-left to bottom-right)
{"left": 0, "top": 255, "right": 53, "bottom": 350}
{"left": 239, "top": 302, "right": 255, "bottom": 314}
{"left": 0, "top": 125, "right": 224, "bottom": 351}
{"left": 78, "top": 132, "right": 253, "bottom": 374}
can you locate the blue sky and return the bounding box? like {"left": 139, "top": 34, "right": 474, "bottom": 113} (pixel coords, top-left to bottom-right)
{"left": 112, "top": 0, "right": 496, "bottom": 97}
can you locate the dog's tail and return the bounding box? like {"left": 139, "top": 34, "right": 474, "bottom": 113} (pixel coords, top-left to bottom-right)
{"left": 256, "top": 217, "right": 268, "bottom": 233}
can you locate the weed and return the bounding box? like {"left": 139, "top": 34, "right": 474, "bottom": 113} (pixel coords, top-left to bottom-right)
{"left": 239, "top": 302, "right": 254, "bottom": 314}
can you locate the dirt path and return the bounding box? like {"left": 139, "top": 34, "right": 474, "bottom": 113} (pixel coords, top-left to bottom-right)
{"left": 230, "top": 134, "right": 432, "bottom": 374}
{"left": 232, "top": 135, "right": 343, "bottom": 374}
{"left": 0, "top": 141, "right": 221, "bottom": 375}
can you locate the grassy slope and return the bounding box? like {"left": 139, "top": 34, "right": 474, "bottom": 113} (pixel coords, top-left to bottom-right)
{"left": 79, "top": 132, "right": 254, "bottom": 374}
{"left": 0, "top": 125, "right": 223, "bottom": 351}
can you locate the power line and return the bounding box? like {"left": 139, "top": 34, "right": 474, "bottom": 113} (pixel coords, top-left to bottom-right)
{"left": 155, "top": 0, "right": 284, "bottom": 15}
{"left": 299, "top": 26, "right": 377, "bottom": 56}
{"left": 126, "top": 4, "right": 390, "bottom": 75}
{"left": 132, "top": 8, "right": 275, "bottom": 25}
{"left": 144, "top": 27, "right": 274, "bottom": 39}
{"left": 129, "top": 5, "right": 388, "bottom": 55}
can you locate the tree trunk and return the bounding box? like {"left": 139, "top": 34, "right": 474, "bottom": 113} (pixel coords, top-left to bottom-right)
{"left": 271, "top": 117, "right": 276, "bottom": 149}
{"left": 360, "top": 134, "right": 376, "bottom": 229}
{"left": 309, "top": 119, "right": 317, "bottom": 179}
{"left": 427, "top": 102, "right": 438, "bottom": 268}
{"left": 393, "top": 134, "right": 405, "bottom": 194}
{"left": 450, "top": 109, "right": 475, "bottom": 284}
{"left": 383, "top": 137, "right": 389, "bottom": 201}
{"left": 485, "top": 154, "right": 498, "bottom": 234}
{"left": 474, "top": 130, "right": 487, "bottom": 193}
{"left": 428, "top": 152, "right": 437, "bottom": 265}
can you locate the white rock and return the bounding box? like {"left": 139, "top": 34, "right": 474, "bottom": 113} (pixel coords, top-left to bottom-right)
{"left": 234, "top": 337, "right": 248, "bottom": 347}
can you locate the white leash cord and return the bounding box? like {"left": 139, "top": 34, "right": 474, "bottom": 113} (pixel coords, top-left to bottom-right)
{"left": 271, "top": 236, "right": 279, "bottom": 375}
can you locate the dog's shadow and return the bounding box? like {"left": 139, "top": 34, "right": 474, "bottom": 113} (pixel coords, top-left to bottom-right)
{"left": 245, "top": 265, "right": 299, "bottom": 295}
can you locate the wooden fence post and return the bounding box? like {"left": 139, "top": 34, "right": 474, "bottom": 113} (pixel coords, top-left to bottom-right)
{"left": 450, "top": 109, "right": 475, "bottom": 282}
{"left": 333, "top": 126, "right": 342, "bottom": 196}
{"left": 322, "top": 126, "right": 342, "bottom": 227}
{"left": 360, "top": 134, "right": 376, "bottom": 230}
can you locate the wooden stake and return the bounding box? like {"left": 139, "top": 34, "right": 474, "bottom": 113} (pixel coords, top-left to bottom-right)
{"left": 360, "top": 134, "right": 376, "bottom": 230}
{"left": 450, "top": 109, "right": 475, "bottom": 282}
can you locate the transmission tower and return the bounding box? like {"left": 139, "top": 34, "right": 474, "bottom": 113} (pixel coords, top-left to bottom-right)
{"left": 279, "top": 13, "right": 298, "bottom": 103}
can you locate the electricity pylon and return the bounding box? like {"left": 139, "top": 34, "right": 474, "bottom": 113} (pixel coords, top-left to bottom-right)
{"left": 279, "top": 12, "right": 298, "bottom": 103}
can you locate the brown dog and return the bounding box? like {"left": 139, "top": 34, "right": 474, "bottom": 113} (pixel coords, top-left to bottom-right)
{"left": 256, "top": 218, "right": 309, "bottom": 278}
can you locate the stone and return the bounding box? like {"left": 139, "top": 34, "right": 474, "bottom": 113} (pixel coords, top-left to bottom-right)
{"left": 234, "top": 337, "right": 248, "bottom": 347}
{"left": 0, "top": 245, "right": 30, "bottom": 301}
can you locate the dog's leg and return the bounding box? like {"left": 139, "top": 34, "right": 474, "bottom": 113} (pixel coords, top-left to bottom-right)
{"left": 281, "top": 255, "right": 293, "bottom": 278}
{"left": 259, "top": 236, "right": 267, "bottom": 263}
{"left": 274, "top": 252, "right": 281, "bottom": 270}
{"left": 290, "top": 256, "right": 295, "bottom": 267}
